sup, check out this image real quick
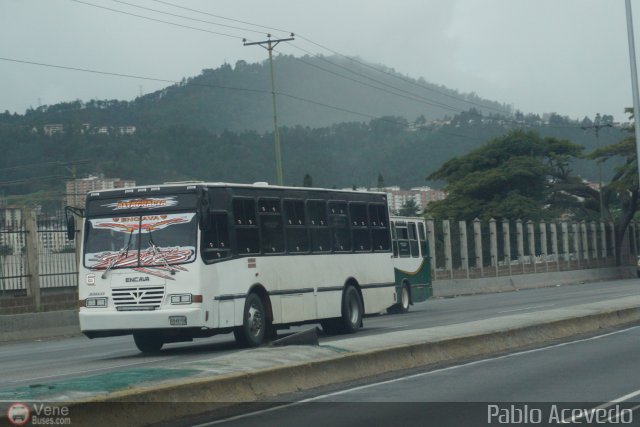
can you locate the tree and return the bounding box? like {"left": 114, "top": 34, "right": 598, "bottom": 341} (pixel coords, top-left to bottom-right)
{"left": 426, "top": 130, "right": 583, "bottom": 221}
{"left": 587, "top": 136, "right": 637, "bottom": 264}
{"left": 377, "top": 173, "right": 385, "bottom": 190}
{"left": 399, "top": 199, "right": 420, "bottom": 216}
{"left": 554, "top": 109, "right": 638, "bottom": 265}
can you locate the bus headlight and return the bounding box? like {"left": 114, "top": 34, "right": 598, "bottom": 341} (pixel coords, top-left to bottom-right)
{"left": 169, "top": 294, "right": 203, "bottom": 304}
{"left": 170, "top": 294, "right": 192, "bottom": 304}
{"left": 85, "top": 297, "right": 108, "bottom": 307}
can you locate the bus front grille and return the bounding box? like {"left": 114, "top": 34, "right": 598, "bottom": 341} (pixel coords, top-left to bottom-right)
{"left": 112, "top": 286, "right": 165, "bottom": 311}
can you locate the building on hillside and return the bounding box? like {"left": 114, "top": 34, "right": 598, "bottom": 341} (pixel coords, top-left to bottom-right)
{"left": 66, "top": 175, "right": 136, "bottom": 208}
{"left": 339, "top": 185, "right": 447, "bottom": 214}
{"left": 43, "top": 124, "right": 64, "bottom": 136}
{"left": 383, "top": 186, "right": 447, "bottom": 214}
{"left": 118, "top": 126, "right": 136, "bottom": 135}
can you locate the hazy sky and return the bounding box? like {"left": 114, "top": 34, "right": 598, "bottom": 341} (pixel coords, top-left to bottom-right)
{"left": 0, "top": 0, "right": 637, "bottom": 122}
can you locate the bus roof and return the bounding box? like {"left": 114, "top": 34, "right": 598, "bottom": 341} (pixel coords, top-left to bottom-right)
{"left": 87, "top": 182, "right": 387, "bottom": 198}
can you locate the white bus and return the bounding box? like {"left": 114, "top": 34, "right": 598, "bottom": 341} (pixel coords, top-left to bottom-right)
{"left": 69, "top": 182, "right": 398, "bottom": 352}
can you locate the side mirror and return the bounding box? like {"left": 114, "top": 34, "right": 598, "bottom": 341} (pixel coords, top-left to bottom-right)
{"left": 66, "top": 215, "right": 76, "bottom": 241}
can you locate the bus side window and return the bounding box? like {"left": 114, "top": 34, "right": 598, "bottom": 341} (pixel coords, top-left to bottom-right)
{"left": 350, "top": 202, "right": 371, "bottom": 252}
{"left": 369, "top": 204, "right": 390, "bottom": 252}
{"left": 233, "top": 198, "right": 259, "bottom": 255}
{"left": 408, "top": 222, "right": 419, "bottom": 258}
{"left": 329, "top": 201, "right": 351, "bottom": 252}
{"left": 258, "top": 198, "right": 284, "bottom": 254}
{"left": 284, "top": 199, "right": 309, "bottom": 253}
{"left": 307, "top": 200, "right": 331, "bottom": 253}
{"left": 202, "top": 212, "right": 230, "bottom": 262}
{"left": 396, "top": 224, "right": 410, "bottom": 257}
{"left": 418, "top": 222, "right": 428, "bottom": 259}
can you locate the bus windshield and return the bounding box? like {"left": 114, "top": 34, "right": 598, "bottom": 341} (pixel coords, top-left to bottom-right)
{"left": 84, "top": 212, "right": 197, "bottom": 270}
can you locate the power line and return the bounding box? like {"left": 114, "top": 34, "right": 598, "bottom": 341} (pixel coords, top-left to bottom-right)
{"left": 1, "top": 55, "right": 589, "bottom": 139}
{"left": 97, "top": 0, "right": 485, "bottom": 116}
{"left": 149, "top": 0, "right": 292, "bottom": 35}
{"left": 294, "top": 35, "right": 509, "bottom": 115}
{"left": 283, "top": 53, "right": 462, "bottom": 113}
{"left": 0, "top": 56, "right": 269, "bottom": 94}
{"left": 138, "top": 0, "right": 508, "bottom": 115}
{"left": 0, "top": 56, "right": 411, "bottom": 129}
{"left": 0, "top": 159, "right": 90, "bottom": 173}
{"left": 70, "top": 0, "right": 244, "bottom": 40}
{"left": 0, "top": 176, "right": 68, "bottom": 187}
{"left": 68, "top": 2, "right": 459, "bottom": 123}
{"left": 111, "top": 0, "right": 266, "bottom": 35}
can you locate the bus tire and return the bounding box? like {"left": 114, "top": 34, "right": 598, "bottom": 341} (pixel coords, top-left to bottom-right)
{"left": 133, "top": 332, "right": 164, "bottom": 353}
{"left": 338, "top": 285, "right": 363, "bottom": 334}
{"left": 399, "top": 284, "right": 410, "bottom": 313}
{"left": 234, "top": 293, "right": 266, "bottom": 348}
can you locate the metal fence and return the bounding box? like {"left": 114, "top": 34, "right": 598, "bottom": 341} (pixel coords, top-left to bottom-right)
{"left": 37, "top": 211, "right": 78, "bottom": 288}
{"left": 0, "top": 215, "right": 28, "bottom": 291}
{"left": 427, "top": 218, "right": 636, "bottom": 281}
{"left": 0, "top": 208, "right": 77, "bottom": 294}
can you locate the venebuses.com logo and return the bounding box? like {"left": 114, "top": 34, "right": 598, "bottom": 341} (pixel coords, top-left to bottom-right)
{"left": 6, "top": 403, "right": 30, "bottom": 426}
{"left": 6, "top": 402, "right": 71, "bottom": 426}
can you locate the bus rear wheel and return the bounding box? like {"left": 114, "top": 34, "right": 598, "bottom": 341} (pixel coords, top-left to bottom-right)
{"left": 234, "top": 293, "right": 266, "bottom": 348}
{"left": 325, "top": 285, "right": 363, "bottom": 335}
{"left": 133, "top": 332, "right": 164, "bottom": 353}
{"left": 399, "top": 284, "right": 410, "bottom": 313}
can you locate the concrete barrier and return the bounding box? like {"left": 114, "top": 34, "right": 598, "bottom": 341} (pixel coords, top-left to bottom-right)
{"left": 0, "top": 310, "right": 79, "bottom": 342}
{"left": 29, "top": 297, "right": 640, "bottom": 427}
{"left": 433, "top": 266, "right": 636, "bottom": 297}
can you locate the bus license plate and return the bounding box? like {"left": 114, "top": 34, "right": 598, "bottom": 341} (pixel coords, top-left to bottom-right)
{"left": 169, "top": 316, "right": 187, "bottom": 326}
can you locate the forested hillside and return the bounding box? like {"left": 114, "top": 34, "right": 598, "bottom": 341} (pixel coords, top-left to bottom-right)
{"left": 0, "top": 55, "right": 509, "bottom": 133}
{"left": 0, "top": 55, "right": 626, "bottom": 209}
{"left": 0, "top": 108, "right": 625, "bottom": 209}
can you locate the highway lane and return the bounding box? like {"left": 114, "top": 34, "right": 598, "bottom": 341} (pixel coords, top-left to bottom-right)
{"left": 193, "top": 325, "right": 640, "bottom": 427}
{"left": 0, "top": 278, "right": 639, "bottom": 391}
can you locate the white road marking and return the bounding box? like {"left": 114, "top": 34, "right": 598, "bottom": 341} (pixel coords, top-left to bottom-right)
{"left": 498, "top": 304, "right": 555, "bottom": 313}
{"left": 561, "top": 391, "right": 640, "bottom": 424}
{"left": 195, "top": 325, "right": 640, "bottom": 426}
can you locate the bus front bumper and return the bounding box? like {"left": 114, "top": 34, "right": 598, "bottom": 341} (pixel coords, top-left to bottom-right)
{"left": 79, "top": 308, "right": 204, "bottom": 332}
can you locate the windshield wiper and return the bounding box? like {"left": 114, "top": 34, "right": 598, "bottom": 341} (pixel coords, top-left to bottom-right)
{"left": 101, "top": 228, "right": 135, "bottom": 279}
{"left": 146, "top": 230, "right": 176, "bottom": 275}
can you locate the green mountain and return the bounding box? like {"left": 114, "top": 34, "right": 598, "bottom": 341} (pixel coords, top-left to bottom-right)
{"left": 0, "top": 56, "right": 626, "bottom": 209}
{"left": 1, "top": 55, "right": 509, "bottom": 133}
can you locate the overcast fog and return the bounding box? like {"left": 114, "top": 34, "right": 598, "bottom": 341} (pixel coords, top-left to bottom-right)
{"left": 0, "top": 0, "right": 637, "bottom": 122}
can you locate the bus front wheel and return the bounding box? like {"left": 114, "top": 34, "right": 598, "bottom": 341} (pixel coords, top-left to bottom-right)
{"left": 234, "top": 293, "right": 266, "bottom": 347}
{"left": 133, "top": 332, "right": 164, "bottom": 353}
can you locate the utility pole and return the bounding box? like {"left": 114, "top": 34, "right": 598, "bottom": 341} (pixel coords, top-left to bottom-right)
{"left": 244, "top": 33, "right": 295, "bottom": 186}
{"left": 625, "top": 0, "right": 640, "bottom": 181}
{"left": 582, "top": 122, "right": 612, "bottom": 222}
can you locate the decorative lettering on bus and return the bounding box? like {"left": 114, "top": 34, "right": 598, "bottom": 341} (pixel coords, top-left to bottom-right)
{"left": 87, "top": 247, "right": 194, "bottom": 280}
{"left": 101, "top": 197, "right": 178, "bottom": 211}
